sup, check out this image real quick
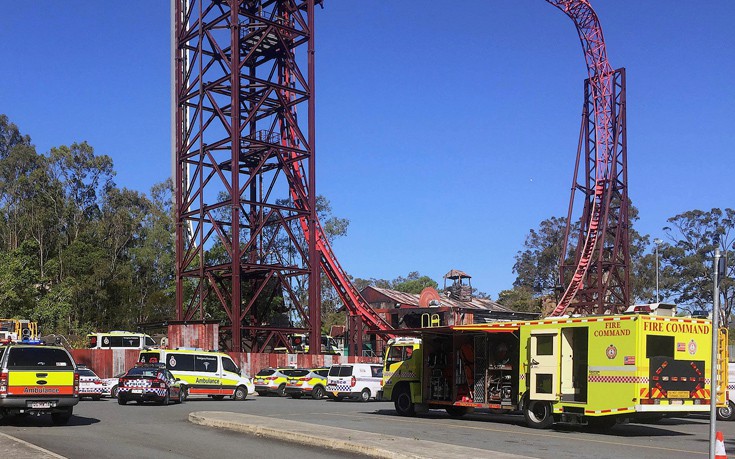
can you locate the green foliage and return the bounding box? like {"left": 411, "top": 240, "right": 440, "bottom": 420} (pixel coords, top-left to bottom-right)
{"left": 658, "top": 208, "right": 735, "bottom": 324}
{"left": 496, "top": 287, "right": 542, "bottom": 313}
{"left": 0, "top": 115, "right": 175, "bottom": 336}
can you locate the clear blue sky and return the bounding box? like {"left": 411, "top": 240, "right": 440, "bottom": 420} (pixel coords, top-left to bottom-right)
{"left": 1, "top": 1, "right": 733, "bottom": 298}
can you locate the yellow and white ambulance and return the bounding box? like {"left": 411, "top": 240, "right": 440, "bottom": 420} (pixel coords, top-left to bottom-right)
{"left": 381, "top": 309, "right": 728, "bottom": 428}
{"left": 138, "top": 348, "right": 254, "bottom": 400}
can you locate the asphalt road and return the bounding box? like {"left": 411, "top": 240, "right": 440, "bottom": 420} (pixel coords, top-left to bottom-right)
{"left": 1, "top": 394, "right": 734, "bottom": 459}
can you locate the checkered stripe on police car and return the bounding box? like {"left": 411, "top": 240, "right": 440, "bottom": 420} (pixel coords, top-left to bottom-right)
{"left": 588, "top": 375, "right": 648, "bottom": 384}
{"left": 327, "top": 383, "right": 352, "bottom": 392}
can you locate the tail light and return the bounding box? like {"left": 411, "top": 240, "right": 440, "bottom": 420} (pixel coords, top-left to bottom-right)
{"left": 73, "top": 372, "right": 80, "bottom": 396}
{"left": 380, "top": 379, "right": 384, "bottom": 387}
{"left": 267, "top": 376, "right": 277, "bottom": 381}
{"left": 0, "top": 371, "right": 8, "bottom": 395}
{"left": 299, "top": 378, "right": 308, "bottom": 381}
{"left": 351, "top": 376, "right": 356, "bottom": 387}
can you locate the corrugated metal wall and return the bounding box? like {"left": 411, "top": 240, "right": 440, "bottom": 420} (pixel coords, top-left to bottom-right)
{"left": 70, "top": 349, "right": 380, "bottom": 379}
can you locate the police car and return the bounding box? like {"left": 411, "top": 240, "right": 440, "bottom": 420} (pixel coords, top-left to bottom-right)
{"left": 117, "top": 363, "right": 185, "bottom": 405}
{"left": 0, "top": 340, "right": 79, "bottom": 424}
{"left": 285, "top": 368, "right": 328, "bottom": 399}
{"left": 326, "top": 364, "right": 383, "bottom": 402}
{"left": 77, "top": 365, "right": 105, "bottom": 401}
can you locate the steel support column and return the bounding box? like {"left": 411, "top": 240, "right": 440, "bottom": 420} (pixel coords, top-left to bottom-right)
{"left": 174, "top": 0, "right": 319, "bottom": 351}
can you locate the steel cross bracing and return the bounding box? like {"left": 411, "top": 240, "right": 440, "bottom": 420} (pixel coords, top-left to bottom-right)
{"left": 545, "top": 0, "right": 630, "bottom": 316}
{"left": 174, "top": 0, "right": 393, "bottom": 353}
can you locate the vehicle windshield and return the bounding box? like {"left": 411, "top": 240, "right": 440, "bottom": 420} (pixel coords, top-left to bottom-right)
{"left": 7, "top": 347, "right": 73, "bottom": 369}
{"left": 289, "top": 369, "right": 310, "bottom": 377}
{"left": 328, "top": 366, "right": 352, "bottom": 377}
{"left": 139, "top": 352, "right": 161, "bottom": 363}
{"left": 78, "top": 369, "right": 97, "bottom": 377}
{"left": 126, "top": 367, "right": 161, "bottom": 378}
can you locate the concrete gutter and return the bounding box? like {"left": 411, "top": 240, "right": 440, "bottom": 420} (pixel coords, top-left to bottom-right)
{"left": 189, "top": 411, "right": 535, "bottom": 459}
{"left": 0, "top": 431, "right": 67, "bottom": 459}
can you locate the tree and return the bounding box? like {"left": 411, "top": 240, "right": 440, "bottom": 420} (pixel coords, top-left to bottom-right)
{"left": 512, "top": 216, "right": 567, "bottom": 295}
{"left": 659, "top": 208, "right": 734, "bottom": 324}
{"left": 496, "top": 286, "right": 542, "bottom": 313}
{"left": 0, "top": 114, "right": 31, "bottom": 159}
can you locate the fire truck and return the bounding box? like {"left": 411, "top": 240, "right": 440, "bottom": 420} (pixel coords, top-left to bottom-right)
{"left": 380, "top": 307, "right": 728, "bottom": 428}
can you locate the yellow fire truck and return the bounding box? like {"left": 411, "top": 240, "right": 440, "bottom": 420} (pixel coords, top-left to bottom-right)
{"left": 380, "top": 309, "right": 728, "bottom": 428}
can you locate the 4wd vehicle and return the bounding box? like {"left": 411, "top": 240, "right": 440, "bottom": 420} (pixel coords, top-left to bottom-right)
{"left": 326, "top": 364, "right": 383, "bottom": 402}
{"left": 254, "top": 368, "right": 297, "bottom": 396}
{"left": 285, "top": 368, "right": 328, "bottom": 399}
{"left": 117, "top": 363, "right": 185, "bottom": 405}
{"left": 0, "top": 342, "right": 79, "bottom": 425}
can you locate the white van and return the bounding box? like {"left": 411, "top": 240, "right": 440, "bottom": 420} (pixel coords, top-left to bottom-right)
{"left": 139, "top": 348, "right": 255, "bottom": 400}
{"left": 325, "top": 363, "right": 383, "bottom": 402}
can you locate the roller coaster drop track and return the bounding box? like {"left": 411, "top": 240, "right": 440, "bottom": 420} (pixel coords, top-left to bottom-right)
{"left": 174, "top": 0, "right": 629, "bottom": 352}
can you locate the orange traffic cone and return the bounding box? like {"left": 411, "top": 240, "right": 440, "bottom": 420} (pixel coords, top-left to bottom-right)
{"left": 716, "top": 431, "right": 728, "bottom": 459}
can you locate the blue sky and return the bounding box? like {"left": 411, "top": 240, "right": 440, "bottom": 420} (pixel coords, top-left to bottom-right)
{"left": 1, "top": 1, "right": 733, "bottom": 298}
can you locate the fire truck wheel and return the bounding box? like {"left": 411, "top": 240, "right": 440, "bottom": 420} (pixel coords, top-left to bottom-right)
{"left": 395, "top": 389, "right": 416, "bottom": 416}
{"left": 445, "top": 406, "right": 471, "bottom": 417}
{"left": 717, "top": 401, "right": 735, "bottom": 421}
{"left": 523, "top": 400, "right": 554, "bottom": 429}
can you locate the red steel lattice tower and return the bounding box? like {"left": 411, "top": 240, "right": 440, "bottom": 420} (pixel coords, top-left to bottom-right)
{"left": 174, "top": 0, "right": 393, "bottom": 352}
{"left": 173, "top": 0, "right": 321, "bottom": 352}
{"left": 546, "top": 0, "right": 630, "bottom": 315}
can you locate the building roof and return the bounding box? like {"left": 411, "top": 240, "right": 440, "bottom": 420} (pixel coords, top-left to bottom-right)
{"left": 361, "top": 286, "right": 513, "bottom": 312}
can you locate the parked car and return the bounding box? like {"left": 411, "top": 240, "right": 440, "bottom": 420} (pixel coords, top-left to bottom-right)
{"left": 77, "top": 365, "right": 105, "bottom": 401}
{"left": 117, "top": 363, "right": 185, "bottom": 405}
{"left": 0, "top": 342, "right": 79, "bottom": 424}
{"left": 285, "top": 368, "right": 328, "bottom": 399}
{"left": 326, "top": 364, "right": 383, "bottom": 402}
{"left": 101, "top": 372, "right": 125, "bottom": 398}
{"left": 253, "top": 368, "right": 298, "bottom": 396}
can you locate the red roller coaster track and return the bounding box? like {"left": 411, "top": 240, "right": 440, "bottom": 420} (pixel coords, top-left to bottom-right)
{"left": 174, "top": 0, "right": 628, "bottom": 353}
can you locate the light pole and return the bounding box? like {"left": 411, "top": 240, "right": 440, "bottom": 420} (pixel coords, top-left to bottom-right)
{"left": 654, "top": 238, "right": 663, "bottom": 303}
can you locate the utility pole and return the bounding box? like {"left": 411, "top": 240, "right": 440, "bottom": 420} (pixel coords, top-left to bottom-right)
{"left": 709, "top": 245, "right": 721, "bottom": 459}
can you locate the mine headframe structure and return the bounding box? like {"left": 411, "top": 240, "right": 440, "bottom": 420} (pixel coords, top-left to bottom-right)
{"left": 545, "top": 0, "right": 630, "bottom": 316}
{"left": 174, "top": 0, "right": 393, "bottom": 352}
{"left": 173, "top": 0, "right": 322, "bottom": 352}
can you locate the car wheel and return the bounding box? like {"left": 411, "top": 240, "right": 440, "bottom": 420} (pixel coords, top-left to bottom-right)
{"left": 394, "top": 389, "right": 415, "bottom": 416}
{"left": 360, "top": 388, "right": 371, "bottom": 402}
{"left": 178, "top": 387, "right": 187, "bottom": 404}
{"left": 118, "top": 395, "right": 127, "bottom": 406}
{"left": 523, "top": 399, "right": 554, "bottom": 429}
{"left": 276, "top": 384, "right": 286, "bottom": 397}
{"left": 51, "top": 407, "right": 73, "bottom": 426}
{"left": 234, "top": 385, "right": 248, "bottom": 401}
{"left": 111, "top": 385, "right": 119, "bottom": 399}
{"left": 162, "top": 390, "right": 170, "bottom": 406}
{"left": 311, "top": 385, "right": 325, "bottom": 400}
{"left": 717, "top": 401, "right": 735, "bottom": 421}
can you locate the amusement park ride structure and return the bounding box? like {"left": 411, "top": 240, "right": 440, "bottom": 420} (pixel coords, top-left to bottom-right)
{"left": 172, "top": 0, "right": 629, "bottom": 352}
